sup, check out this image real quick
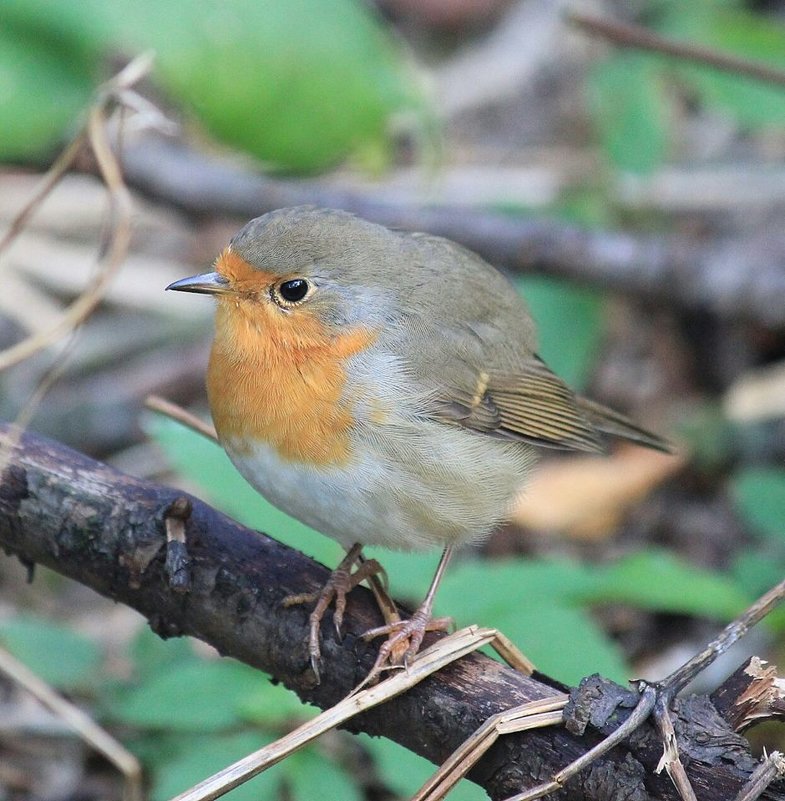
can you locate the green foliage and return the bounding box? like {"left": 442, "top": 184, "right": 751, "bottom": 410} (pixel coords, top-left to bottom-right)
{"left": 588, "top": 5, "right": 785, "bottom": 173}
{"left": 588, "top": 54, "right": 669, "bottom": 174}
{"left": 432, "top": 551, "right": 748, "bottom": 684}
{"left": 129, "top": 0, "right": 419, "bottom": 173}
{"left": 0, "top": 32, "right": 93, "bottom": 161}
{"left": 730, "top": 467, "right": 785, "bottom": 542}
{"left": 0, "top": 615, "right": 101, "bottom": 690}
{"left": 732, "top": 551, "right": 785, "bottom": 601}
{"left": 110, "top": 659, "right": 270, "bottom": 731}
{"left": 0, "top": 0, "right": 421, "bottom": 171}
{"left": 360, "top": 733, "right": 485, "bottom": 801}
{"left": 113, "top": 629, "right": 359, "bottom": 800}
{"left": 729, "top": 467, "right": 785, "bottom": 619}
{"left": 287, "top": 748, "right": 364, "bottom": 801}
{"left": 514, "top": 276, "right": 604, "bottom": 391}
{"left": 148, "top": 732, "right": 278, "bottom": 801}
{"left": 585, "top": 550, "right": 749, "bottom": 619}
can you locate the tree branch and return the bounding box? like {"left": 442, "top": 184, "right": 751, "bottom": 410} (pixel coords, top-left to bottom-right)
{"left": 568, "top": 12, "right": 785, "bottom": 90}
{"left": 120, "top": 135, "right": 785, "bottom": 327}
{"left": 0, "top": 423, "right": 781, "bottom": 801}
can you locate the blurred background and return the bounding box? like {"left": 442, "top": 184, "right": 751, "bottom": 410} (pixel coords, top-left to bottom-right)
{"left": 2, "top": 0, "right": 785, "bottom": 798}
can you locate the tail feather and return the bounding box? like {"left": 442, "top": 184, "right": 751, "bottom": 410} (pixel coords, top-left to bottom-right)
{"left": 576, "top": 397, "right": 673, "bottom": 454}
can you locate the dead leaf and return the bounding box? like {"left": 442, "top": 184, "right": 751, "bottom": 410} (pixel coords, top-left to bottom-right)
{"left": 512, "top": 445, "right": 685, "bottom": 541}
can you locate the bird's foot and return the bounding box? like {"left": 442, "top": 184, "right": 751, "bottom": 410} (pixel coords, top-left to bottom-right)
{"left": 360, "top": 602, "right": 453, "bottom": 687}
{"left": 283, "top": 543, "right": 383, "bottom": 681}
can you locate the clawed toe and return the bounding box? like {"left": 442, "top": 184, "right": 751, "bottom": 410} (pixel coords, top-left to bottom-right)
{"left": 282, "top": 543, "right": 385, "bottom": 681}
{"left": 359, "top": 610, "right": 453, "bottom": 687}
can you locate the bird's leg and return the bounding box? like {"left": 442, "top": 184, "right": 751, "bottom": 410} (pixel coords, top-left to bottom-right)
{"left": 283, "top": 542, "right": 383, "bottom": 678}
{"left": 362, "top": 545, "right": 455, "bottom": 683}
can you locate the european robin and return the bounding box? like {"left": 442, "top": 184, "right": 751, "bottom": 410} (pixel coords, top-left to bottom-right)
{"left": 167, "top": 206, "right": 669, "bottom": 679}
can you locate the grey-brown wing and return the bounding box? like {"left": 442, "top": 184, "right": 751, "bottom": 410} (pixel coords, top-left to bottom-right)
{"left": 396, "top": 231, "right": 670, "bottom": 453}
{"left": 434, "top": 355, "right": 606, "bottom": 453}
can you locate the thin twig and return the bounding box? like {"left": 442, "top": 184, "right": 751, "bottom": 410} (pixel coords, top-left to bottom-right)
{"left": 0, "top": 56, "right": 144, "bottom": 372}
{"left": 0, "top": 134, "right": 87, "bottom": 255}
{"left": 569, "top": 11, "right": 785, "bottom": 89}
{"left": 506, "top": 683, "right": 659, "bottom": 801}
{"left": 734, "top": 751, "right": 785, "bottom": 801}
{"left": 145, "top": 394, "right": 217, "bottom": 441}
{"left": 660, "top": 577, "right": 785, "bottom": 702}
{"left": 654, "top": 696, "right": 697, "bottom": 801}
{"left": 0, "top": 646, "right": 143, "bottom": 801}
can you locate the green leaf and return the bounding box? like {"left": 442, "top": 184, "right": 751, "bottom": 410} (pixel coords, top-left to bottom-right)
{"left": 0, "top": 0, "right": 114, "bottom": 57}
{"left": 588, "top": 53, "right": 669, "bottom": 174}
{"left": 110, "top": 658, "right": 267, "bottom": 732}
{"left": 109, "top": 0, "right": 421, "bottom": 173}
{"left": 438, "top": 558, "right": 595, "bottom": 619}
{"left": 0, "top": 32, "right": 92, "bottom": 160}
{"left": 732, "top": 550, "right": 785, "bottom": 599}
{"left": 287, "top": 749, "right": 362, "bottom": 801}
{"left": 127, "top": 627, "right": 198, "bottom": 682}
{"left": 236, "top": 676, "right": 315, "bottom": 727}
{"left": 360, "top": 734, "right": 485, "bottom": 801}
{"left": 514, "top": 277, "right": 604, "bottom": 390}
{"left": 730, "top": 467, "right": 785, "bottom": 542}
{"left": 144, "top": 413, "right": 341, "bottom": 566}
{"left": 437, "top": 559, "right": 627, "bottom": 683}
{"left": 495, "top": 604, "right": 629, "bottom": 685}
{"left": 659, "top": 7, "right": 785, "bottom": 127}
{"left": 586, "top": 550, "right": 750, "bottom": 619}
{"left": 150, "top": 732, "right": 279, "bottom": 801}
{"left": 424, "top": 552, "right": 749, "bottom": 683}
{"left": 0, "top": 615, "right": 100, "bottom": 690}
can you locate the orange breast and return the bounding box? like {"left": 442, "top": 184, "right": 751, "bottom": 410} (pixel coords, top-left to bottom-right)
{"left": 207, "top": 282, "right": 375, "bottom": 467}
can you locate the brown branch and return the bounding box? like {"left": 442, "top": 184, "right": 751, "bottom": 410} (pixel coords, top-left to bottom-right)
{"left": 569, "top": 12, "right": 785, "bottom": 90}
{"left": 120, "top": 135, "right": 785, "bottom": 328}
{"left": 0, "top": 423, "right": 782, "bottom": 801}
{"left": 711, "top": 657, "right": 785, "bottom": 733}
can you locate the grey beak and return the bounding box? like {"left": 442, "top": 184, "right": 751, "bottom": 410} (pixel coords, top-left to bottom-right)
{"left": 166, "top": 271, "right": 231, "bottom": 295}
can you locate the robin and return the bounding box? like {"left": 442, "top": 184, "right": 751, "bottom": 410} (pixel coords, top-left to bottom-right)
{"left": 167, "top": 206, "right": 669, "bottom": 680}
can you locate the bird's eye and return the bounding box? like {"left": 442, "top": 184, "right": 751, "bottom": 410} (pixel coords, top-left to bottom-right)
{"left": 273, "top": 278, "right": 311, "bottom": 306}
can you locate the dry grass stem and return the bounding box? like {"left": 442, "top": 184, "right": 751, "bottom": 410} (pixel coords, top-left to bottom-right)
{"left": 0, "top": 646, "right": 143, "bottom": 801}
{"left": 0, "top": 54, "right": 151, "bottom": 372}
{"left": 412, "top": 696, "right": 567, "bottom": 801}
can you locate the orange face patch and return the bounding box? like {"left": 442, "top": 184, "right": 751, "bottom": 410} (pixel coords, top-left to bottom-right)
{"left": 215, "top": 248, "right": 268, "bottom": 289}
{"left": 207, "top": 250, "right": 376, "bottom": 466}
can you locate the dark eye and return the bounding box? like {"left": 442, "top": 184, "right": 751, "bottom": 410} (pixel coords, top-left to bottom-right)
{"left": 276, "top": 278, "right": 311, "bottom": 305}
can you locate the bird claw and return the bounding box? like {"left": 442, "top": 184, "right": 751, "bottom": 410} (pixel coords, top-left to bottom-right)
{"left": 361, "top": 612, "right": 454, "bottom": 687}
{"left": 282, "top": 544, "right": 383, "bottom": 681}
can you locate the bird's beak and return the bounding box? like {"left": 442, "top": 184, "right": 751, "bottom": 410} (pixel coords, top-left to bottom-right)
{"left": 166, "top": 271, "right": 232, "bottom": 295}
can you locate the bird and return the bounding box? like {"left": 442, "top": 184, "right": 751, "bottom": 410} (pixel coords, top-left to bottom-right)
{"left": 167, "top": 206, "right": 670, "bottom": 681}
